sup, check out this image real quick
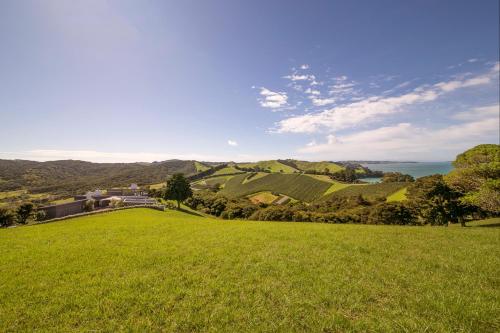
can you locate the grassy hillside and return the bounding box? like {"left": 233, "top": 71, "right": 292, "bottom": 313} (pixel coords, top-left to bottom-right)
{"left": 248, "top": 191, "right": 279, "bottom": 204}
{"left": 294, "top": 160, "right": 344, "bottom": 173}
{"left": 320, "top": 182, "right": 409, "bottom": 201}
{"left": 194, "top": 161, "right": 210, "bottom": 172}
{"left": 221, "top": 173, "right": 331, "bottom": 202}
{"left": 237, "top": 160, "right": 298, "bottom": 173}
{"left": 191, "top": 175, "right": 235, "bottom": 190}
{"left": 0, "top": 209, "right": 498, "bottom": 332}
{"left": 0, "top": 159, "right": 199, "bottom": 195}
{"left": 212, "top": 166, "right": 245, "bottom": 176}
{"left": 386, "top": 187, "right": 408, "bottom": 202}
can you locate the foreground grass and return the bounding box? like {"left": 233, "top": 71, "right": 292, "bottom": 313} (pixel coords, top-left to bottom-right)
{"left": 1, "top": 209, "right": 499, "bottom": 332}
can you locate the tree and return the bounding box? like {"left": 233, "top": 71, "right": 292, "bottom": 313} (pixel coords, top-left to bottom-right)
{"left": 368, "top": 202, "right": 417, "bottom": 225}
{"left": 16, "top": 203, "right": 34, "bottom": 224}
{"left": 164, "top": 173, "right": 193, "bottom": 209}
{"left": 407, "top": 175, "right": 465, "bottom": 226}
{"left": 0, "top": 208, "right": 15, "bottom": 227}
{"left": 34, "top": 209, "right": 47, "bottom": 222}
{"left": 84, "top": 199, "right": 95, "bottom": 212}
{"left": 382, "top": 172, "right": 414, "bottom": 183}
{"left": 445, "top": 144, "right": 500, "bottom": 214}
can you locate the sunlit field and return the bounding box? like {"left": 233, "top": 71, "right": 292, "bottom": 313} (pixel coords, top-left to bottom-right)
{"left": 1, "top": 208, "right": 498, "bottom": 332}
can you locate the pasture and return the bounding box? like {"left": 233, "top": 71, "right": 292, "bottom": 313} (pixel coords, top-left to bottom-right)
{"left": 294, "top": 160, "right": 344, "bottom": 173}
{"left": 237, "top": 160, "right": 298, "bottom": 173}
{"left": 321, "top": 182, "right": 409, "bottom": 201}
{"left": 212, "top": 166, "right": 244, "bottom": 176}
{"left": 0, "top": 208, "right": 498, "bottom": 332}
{"left": 221, "top": 173, "right": 332, "bottom": 202}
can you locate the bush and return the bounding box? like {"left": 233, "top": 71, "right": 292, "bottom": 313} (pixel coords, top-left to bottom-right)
{"left": 110, "top": 198, "right": 124, "bottom": 208}
{"left": 84, "top": 199, "right": 95, "bottom": 212}
{"left": 34, "top": 210, "right": 47, "bottom": 222}
{"left": 368, "top": 202, "right": 417, "bottom": 225}
{"left": 16, "top": 203, "right": 34, "bottom": 224}
{"left": 0, "top": 208, "right": 15, "bottom": 227}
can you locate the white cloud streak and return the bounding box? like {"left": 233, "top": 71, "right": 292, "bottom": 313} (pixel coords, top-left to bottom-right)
{"left": 259, "top": 87, "right": 288, "bottom": 109}
{"left": 276, "top": 63, "right": 499, "bottom": 134}
{"left": 299, "top": 104, "right": 499, "bottom": 160}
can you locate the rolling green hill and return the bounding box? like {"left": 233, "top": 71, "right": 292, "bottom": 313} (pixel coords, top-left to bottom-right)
{"left": 319, "top": 182, "right": 409, "bottom": 201}
{"left": 0, "top": 159, "right": 199, "bottom": 195}
{"left": 220, "top": 173, "right": 331, "bottom": 202}
{"left": 237, "top": 160, "right": 298, "bottom": 173}
{"left": 293, "top": 160, "right": 345, "bottom": 173}
{"left": 212, "top": 166, "right": 245, "bottom": 176}
{"left": 0, "top": 208, "right": 498, "bottom": 332}
{"left": 194, "top": 161, "right": 210, "bottom": 172}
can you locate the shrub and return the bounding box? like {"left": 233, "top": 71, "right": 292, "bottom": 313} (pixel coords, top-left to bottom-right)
{"left": 84, "top": 199, "right": 95, "bottom": 212}
{"left": 34, "top": 210, "right": 47, "bottom": 222}
{"left": 16, "top": 203, "right": 34, "bottom": 224}
{"left": 368, "top": 202, "right": 417, "bottom": 225}
{"left": 0, "top": 208, "right": 15, "bottom": 227}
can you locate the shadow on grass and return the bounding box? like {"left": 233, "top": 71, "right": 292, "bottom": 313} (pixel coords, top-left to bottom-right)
{"left": 477, "top": 223, "right": 500, "bottom": 228}
{"left": 175, "top": 207, "right": 204, "bottom": 217}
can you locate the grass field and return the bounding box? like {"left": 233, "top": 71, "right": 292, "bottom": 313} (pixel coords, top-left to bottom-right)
{"left": 241, "top": 172, "right": 268, "bottom": 184}
{"left": 0, "top": 190, "right": 53, "bottom": 207}
{"left": 248, "top": 191, "right": 279, "bottom": 204}
{"left": 0, "top": 208, "right": 498, "bottom": 332}
{"left": 386, "top": 187, "right": 408, "bottom": 202}
{"left": 294, "top": 160, "right": 344, "bottom": 173}
{"left": 321, "top": 182, "right": 409, "bottom": 201}
{"left": 221, "top": 173, "right": 332, "bottom": 202}
{"left": 323, "top": 181, "right": 353, "bottom": 195}
{"left": 213, "top": 166, "right": 245, "bottom": 176}
{"left": 149, "top": 182, "right": 166, "bottom": 190}
{"left": 194, "top": 161, "right": 210, "bottom": 172}
{"left": 237, "top": 160, "right": 298, "bottom": 173}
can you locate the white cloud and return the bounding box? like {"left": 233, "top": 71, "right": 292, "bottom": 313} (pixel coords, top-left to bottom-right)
{"left": 0, "top": 149, "right": 281, "bottom": 163}
{"left": 300, "top": 64, "right": 310, "bottom": 69}
{"left": 276, "top": 88, "right": 439, "bottom": 133}
{"left": 468, "top": 58, "right": 479, "bottom": 63}
{"left": 298, "top": 105, "right": 499, "bottom": 160}
{"left": 259, "top": 87, "right": 288, "bottom": 109}
{"left": 276, "top": 66, "right": 497, "bottom": 134}
{"left": 452, "top": 104, "right": 499, "bottom": 121}
{"left": 305, "top": 88, "right": 320, "bottom": 95}
{"left": 0, "top": 150, "right": 227, "bottom": 163}
{"left": 493, "top": 62, "right": 500, "bottom": 73}
{"left": 227, "top": 140, "right": 238, "bottom": 147}
{"left": 310, "top": 97, "right": 336, "bottom": 106}
{"left": 283, "top": 74, "right": 316, "bottom": 81}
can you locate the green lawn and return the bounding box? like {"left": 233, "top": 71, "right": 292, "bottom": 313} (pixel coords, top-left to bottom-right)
{"left": 0, "top": 208, "right": 498, "bottom": 332}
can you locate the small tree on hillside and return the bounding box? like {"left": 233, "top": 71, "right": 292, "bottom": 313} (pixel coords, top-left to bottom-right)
{"left": 163, "top": 173, "right": 193, "bottom": 209}
{"left": 16, "top": 203, "right": 34, "bottom": 224}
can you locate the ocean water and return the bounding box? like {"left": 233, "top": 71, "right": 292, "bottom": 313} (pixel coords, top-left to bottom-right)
{"left": 360, "top": 162, "right": 453, "bottom": 180}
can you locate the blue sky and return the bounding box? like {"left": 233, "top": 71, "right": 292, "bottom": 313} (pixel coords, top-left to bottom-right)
{"left": 0, "top": 0, "right": 498, "bottom": 162}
